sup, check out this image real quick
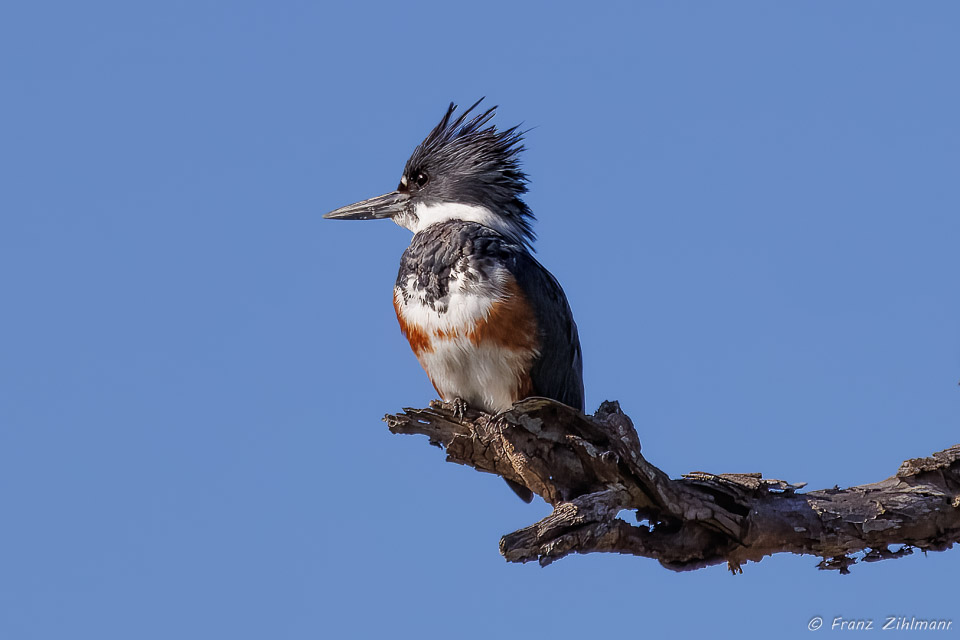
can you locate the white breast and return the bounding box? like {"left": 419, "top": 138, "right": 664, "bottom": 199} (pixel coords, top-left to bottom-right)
{"left": 395, "top": 267, "right": 533, "bottom": 413}
{"left": 396, "top": 266, "right": 501, "bottom": 335}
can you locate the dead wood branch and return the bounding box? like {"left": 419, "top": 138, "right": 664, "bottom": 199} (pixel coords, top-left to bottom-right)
{"left": 384, "top": 398, "right": 960, "bottom": 573}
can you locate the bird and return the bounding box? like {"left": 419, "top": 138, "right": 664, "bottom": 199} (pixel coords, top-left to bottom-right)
{"left": 324, "top": 100, "right": 584, "bottom": 501}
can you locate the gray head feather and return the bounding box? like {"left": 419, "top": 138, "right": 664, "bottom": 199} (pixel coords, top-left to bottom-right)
{"left": 400, "top": 99, "right": 536, "bottom": 246}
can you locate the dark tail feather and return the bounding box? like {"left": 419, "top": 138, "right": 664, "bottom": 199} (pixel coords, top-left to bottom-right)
{"left": 504, "top": 478, "right": 534, "bottom": 503}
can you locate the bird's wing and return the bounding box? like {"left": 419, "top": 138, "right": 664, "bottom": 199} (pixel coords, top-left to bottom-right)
{"left": 507, "top": 253, "right": 585, "bottom": 412}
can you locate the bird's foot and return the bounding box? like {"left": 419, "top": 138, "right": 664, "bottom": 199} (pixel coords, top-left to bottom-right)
{"left": 452, "top": 397, "right": 469, "bottom": 421}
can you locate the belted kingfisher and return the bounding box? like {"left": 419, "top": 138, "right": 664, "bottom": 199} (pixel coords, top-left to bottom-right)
{"left": 324, "top": 100, "right": 584, "bottom": 500}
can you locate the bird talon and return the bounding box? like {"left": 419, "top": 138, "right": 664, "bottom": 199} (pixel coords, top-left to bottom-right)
{"left": 452, "top": 397, "right": 469, "bottom": 421}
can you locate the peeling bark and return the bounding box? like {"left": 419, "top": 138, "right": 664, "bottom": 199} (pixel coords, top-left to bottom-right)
{"left": 384, "top": 398, "right": 960, "bottom": 573}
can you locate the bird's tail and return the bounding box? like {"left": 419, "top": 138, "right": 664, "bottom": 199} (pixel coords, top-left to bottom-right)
{"left": 504, "top": 478, "right": 534, "bottom": 503}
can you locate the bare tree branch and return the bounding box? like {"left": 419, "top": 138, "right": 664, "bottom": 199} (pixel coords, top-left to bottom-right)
{"left": 384, "top": 398, "right": 960, "bottom": 573}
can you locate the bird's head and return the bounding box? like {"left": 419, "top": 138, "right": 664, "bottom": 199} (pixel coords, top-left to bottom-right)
{"left": 324, "top": 99, "right": 535, "bottom": 246}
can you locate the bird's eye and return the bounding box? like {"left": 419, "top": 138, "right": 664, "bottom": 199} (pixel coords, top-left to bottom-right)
{"left": 415, "top": 171, "right": 429, "bottom": 188}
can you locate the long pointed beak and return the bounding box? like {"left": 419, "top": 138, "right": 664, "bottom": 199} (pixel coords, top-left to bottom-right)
{"left": 323, "top": 191, "right": 411, "bottom": 221}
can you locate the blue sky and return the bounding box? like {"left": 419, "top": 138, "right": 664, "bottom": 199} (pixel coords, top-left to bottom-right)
{"left": 2, "top": 2, "right": 958, "bottom": 638}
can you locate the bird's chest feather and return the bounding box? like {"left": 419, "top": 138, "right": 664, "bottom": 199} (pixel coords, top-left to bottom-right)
{"left": 393, "top": 255, "right": 540, "bottom": 413}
